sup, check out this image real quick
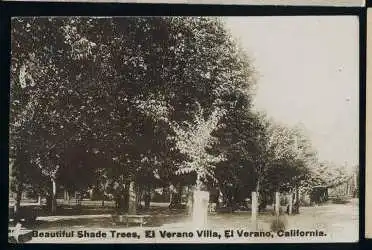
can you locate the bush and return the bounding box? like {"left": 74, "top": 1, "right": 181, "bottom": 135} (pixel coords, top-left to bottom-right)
{"left": 270, "top": 215, "right": 287, "bottom": 232}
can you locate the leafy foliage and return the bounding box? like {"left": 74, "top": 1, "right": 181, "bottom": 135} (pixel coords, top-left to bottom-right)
{"left": 169, "top": 103, "right": 226, "bottom": 187}
{"left": 9, "top": 17, "right": 353, "bottom": 210}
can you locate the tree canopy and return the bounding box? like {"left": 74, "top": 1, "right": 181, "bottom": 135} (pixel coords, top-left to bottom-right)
{"left": 9, "top": 17, "right": 352, "bottom": 211}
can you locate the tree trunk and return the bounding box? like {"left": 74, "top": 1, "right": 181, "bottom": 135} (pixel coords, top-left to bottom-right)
{"left": 177, "top": 183, "right": 183, "bottom": 204}
{"left": 217, "top": 189, "right": 225, "bottom": 208}
{"left": 293, "top": 188, "right": 297, "bottom": 203}
{"left": 144, "top": 185, "right": 151, "bottom": 210}
{"left": 196, "top": 175, "right": 203, "bottom": 191}
{"left": 121, "top": 182, "right": 130, "bottom": 213}
{"left": 187, "top": 187, "right": 194, "bottom": 215}
{"left": 256, "top": 178, "right": 260, "bottom": 193}
{"left": 13, "top": 183, "right": 23, "bottom": 223}
{"left": 114, "top": 193, "right": 122, "bottom": 212}
{"left": 101, "top": 189, "right": 105, "bottom": 207}
{"left": 128, "top": 181, "right": 136, "bottom": 215}
{"left": 67, "top": 191, "right": 71, "bottom": 205}
{"left": 169, "top": 183, "right": 182, "bottom": 208}
{"left": 256, "top": 179, "right": 266, "bottom": 212}
{"left": 51, "top": 178, "right": 57, "bottom": 215}
{"left": 135, "top": 184, "right": 143, "bottom": 209}
{"left": 64, "top": 189, "right": 69, "bottom": 201}
{"left": 295, "top": 187, "right": 300, "bottom": 214}
{"left": 353, "top": 173, "right": 358, "bottom": 197}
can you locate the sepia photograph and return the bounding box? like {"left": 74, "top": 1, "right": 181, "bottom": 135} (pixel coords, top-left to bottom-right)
{"left": 8, "top": 16, "right": 359, "bottom": 243}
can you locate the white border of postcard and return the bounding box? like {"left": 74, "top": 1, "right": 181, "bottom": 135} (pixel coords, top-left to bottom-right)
{"left": 1, "top": 0, "right": 366, "bottom": 7}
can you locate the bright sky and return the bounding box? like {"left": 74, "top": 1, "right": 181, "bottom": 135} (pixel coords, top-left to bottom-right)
{"left": 224, "top": 16, "right": 359, "bottom": 167}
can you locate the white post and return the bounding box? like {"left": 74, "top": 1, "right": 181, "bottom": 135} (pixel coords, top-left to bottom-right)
{"left": 192, "top": 190, "right": 209, "bottom": 229}
{"left": 275, "top": 192, "right": 280, "bottom": 216}
{"left": 251, "top": 192, "right": 258, "bottom": 229}
{"left": 288, "top": 193, "right": 293, "bottom": 215}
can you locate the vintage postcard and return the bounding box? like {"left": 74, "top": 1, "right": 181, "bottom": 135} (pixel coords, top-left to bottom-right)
{"left": 8, "top": 16, "right": 359, "bottom": 243}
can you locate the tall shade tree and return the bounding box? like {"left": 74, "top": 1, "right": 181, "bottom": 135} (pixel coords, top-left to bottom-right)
{"left": 10, "top": 17, "right": 257, "bottom": 214}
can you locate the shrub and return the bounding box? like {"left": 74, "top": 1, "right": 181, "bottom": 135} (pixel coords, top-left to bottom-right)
{"left": 270, "top": 215, "right": 287, "bottom": 232}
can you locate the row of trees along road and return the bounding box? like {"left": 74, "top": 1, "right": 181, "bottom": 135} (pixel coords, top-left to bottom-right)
{"left": 10, "top": 17, "right": 352, "bottom": 217}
